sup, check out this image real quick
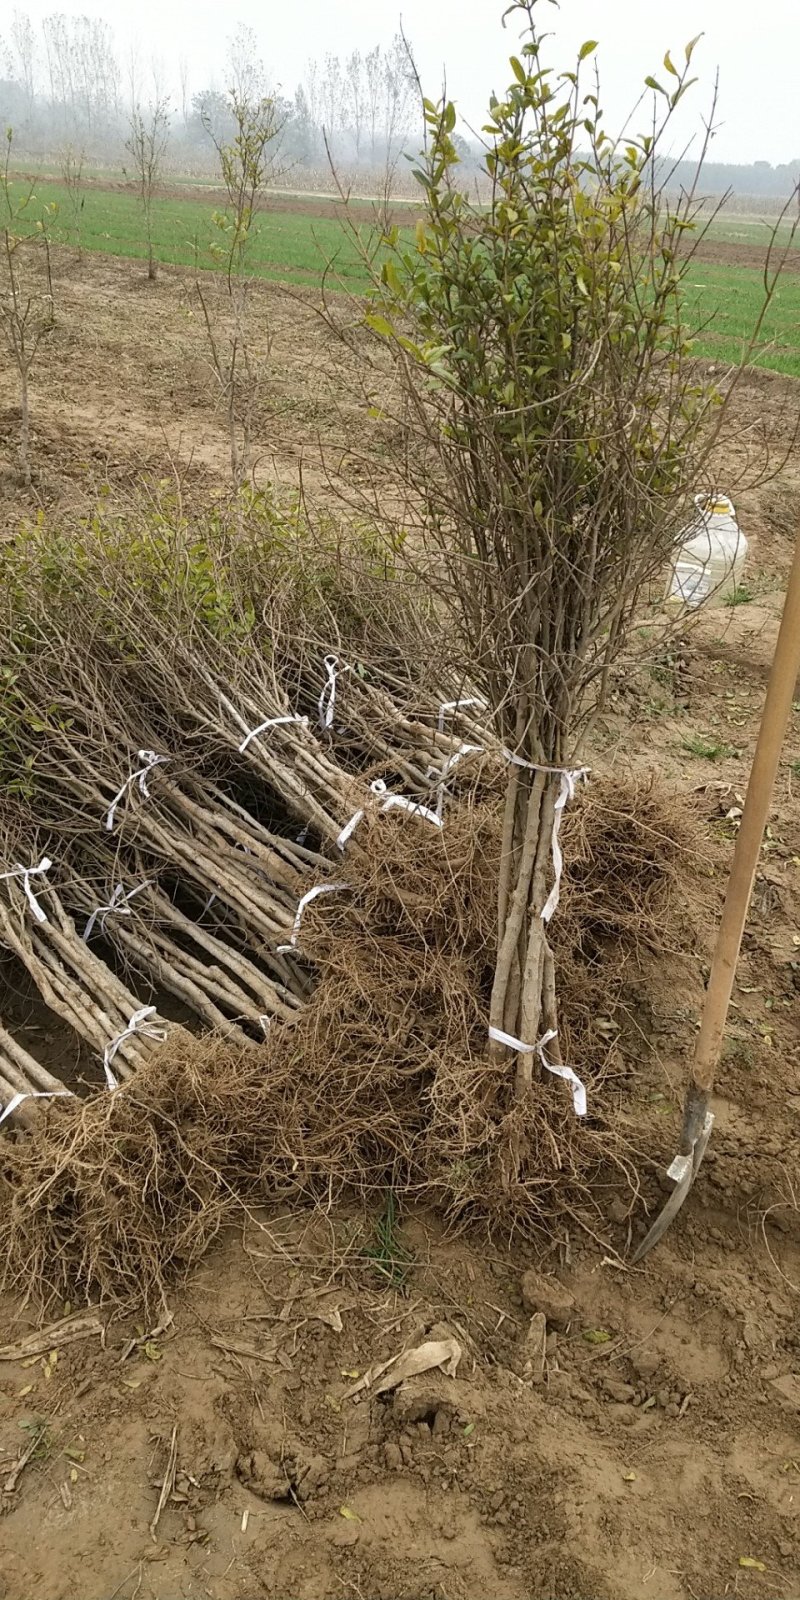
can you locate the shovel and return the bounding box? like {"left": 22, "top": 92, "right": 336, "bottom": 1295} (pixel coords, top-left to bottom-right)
{"left": 632, "top": 523, "right": 800, "bottom": 1263}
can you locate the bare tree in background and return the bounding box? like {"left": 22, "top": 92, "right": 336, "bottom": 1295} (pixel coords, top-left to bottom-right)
{"left": 195, "top": 90, "right": 284, "bottom": 502}
{"left": 125, "top": 97, "right": 170, "bottom": 282}
{"left": 41, "top": 13, "right": 119, "bottom": 138}
{"left": 227, "top": 23, "right": 266, "bottom": 105}
{"left": 59, "top": 141, "right": 85, "bottom": 255}
{"left": 305, "top": 56, "right": 320, "bottom": 142}
{"left": 178, "top": 54, "right": 189, "bottom": 128}
{"left": 320, "top": 52, "right": 343, "bottom": 154}
{"left": 10, "top": 11, "right": 36, "bottom": 125}
{"left": 364, "top": 45, "right": 382, "bottom": 166}
{"left": 345, "top": 49, "right": 364, "bottom": 158}
{"left": 382, "top": 33, "right": 415, "bottom": 159}
{"left": 0, "top": 130, "right": 57, "bottom": 484}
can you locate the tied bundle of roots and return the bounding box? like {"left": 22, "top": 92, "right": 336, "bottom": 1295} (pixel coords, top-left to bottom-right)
{"left": 0, "top": 775, "right": 700, "bottom": 1313}
{"left": 0, "top": 490, "right": 489, "bottom": 1107}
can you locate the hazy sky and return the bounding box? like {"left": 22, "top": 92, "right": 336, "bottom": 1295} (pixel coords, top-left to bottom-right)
{"left": 16, "top": 0, "right": 800, "bottom": 164}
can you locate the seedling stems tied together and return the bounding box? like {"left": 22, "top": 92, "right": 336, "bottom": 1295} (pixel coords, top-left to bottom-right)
{"left": 359, "top": 0, "right": 791, "bottom": 1143}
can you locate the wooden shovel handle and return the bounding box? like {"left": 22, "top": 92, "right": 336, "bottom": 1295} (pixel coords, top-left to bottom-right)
{"left": 692, "top": 525, "right": 800, "bottom": 1097}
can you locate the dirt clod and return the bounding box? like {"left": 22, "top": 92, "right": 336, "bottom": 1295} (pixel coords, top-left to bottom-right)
{"left": 520, "top": 1270, "right": 576, "bottom": 1329}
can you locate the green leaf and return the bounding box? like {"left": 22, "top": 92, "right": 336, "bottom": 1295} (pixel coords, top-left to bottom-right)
{"left": 685, "top": 33, "right": 703, "bottom": 62}
{"left": 510, "top": 56, "right": 527, "bottom": 85}
{"left": 644, "top": 76, "right": 664, "bottom": 93}
{"left": 444, "top": 101, "right": 457, "bottom": 133}
{"left": 578, "top": 40, "right": 599, "bottom": 61}
{"left": 365, "top": 313, "right": 395, "bottom": 339}
{"left": 582, "top": 1328, "right": 611, "bottom": 1345}
{"left": 663, "top": 50, "right": 678, "bottom": 77}
{"left": 382, "top": 260, "right": 401, "bottom": 295}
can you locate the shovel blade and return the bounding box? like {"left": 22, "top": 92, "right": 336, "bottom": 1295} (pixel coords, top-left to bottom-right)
{"left": 630, "top": 1104, "right": 714, "bottom": 1264}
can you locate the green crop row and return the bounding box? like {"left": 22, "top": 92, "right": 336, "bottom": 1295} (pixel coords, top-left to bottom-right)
{"left": 5, "top": 177, "right": 800, "bottom": 377}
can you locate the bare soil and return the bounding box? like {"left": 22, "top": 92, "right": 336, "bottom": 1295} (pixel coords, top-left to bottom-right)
{"left": 1, "top": 251, "right": 800, "bottom": 1600}
{"left": 692, "top": 238, "right": 800, "bottom": 273}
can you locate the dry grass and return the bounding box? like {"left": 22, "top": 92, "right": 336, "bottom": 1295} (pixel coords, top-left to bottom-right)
{"left": 0, "top": 774, "right": 704, "bottom": 1314}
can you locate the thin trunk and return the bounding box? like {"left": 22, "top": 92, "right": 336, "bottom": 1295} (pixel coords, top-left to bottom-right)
{"left": 19, "top": 362, "right": 31, "bottom": 486}
{"left": 490, "top": 770, "right": 559, "bottom": 1101}
{"left": 146, "top": 199, "right": 156, "bottom": 280}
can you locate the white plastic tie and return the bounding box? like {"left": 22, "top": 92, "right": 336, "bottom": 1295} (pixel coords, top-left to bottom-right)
{"left": 102, "top": 1005, "right": 167, "bottom": 1090}
{"left": 276, "top": 882, "right": 350, "bottom": 953}
{"left": 381, "top": 794, "right": 444, "bottom": 828}
{"left": 488, "top": 1024, "right": 587, "bottom": 1118}
{"left": 437, "top": 697, "right": 487, "bottom": 735}
{"left": 319, "top": 655, "right": 352, "bottom": 731}
{"left": 238, "top": 714, "right": 308, "bottom": 754}
{"left": 104, "top": 750, "right": 168, "bottom": 831}
{"left": 337, "top": 777, "right": 445, "bottom": 850}
{"left": 0, "top": 1089, "right": 73, "bottom": 1127}
{"left": 542, "top": 768, "right": 590, "bottom": 923}
{"left": 501, "top": 754, "right": 589, "bottom": 922}
{"left": 0, "top": 857, "right": 53, "bottom": 923}
{"left": 83, "top": 880, "right": 155, "bottom": 942}
{"left": 336, "top": 809, "right": 365, "bottom": 852}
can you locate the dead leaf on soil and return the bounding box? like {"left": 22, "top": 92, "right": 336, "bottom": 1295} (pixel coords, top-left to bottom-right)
{"left": 310, "top": 1305, "right": 344, "bottom": 1333}
{"left": 738, "top": 1557, "right": 766, "bottom": 1571}
{"left": 343, "top": 1337, "right": 462, "bottom": 1400}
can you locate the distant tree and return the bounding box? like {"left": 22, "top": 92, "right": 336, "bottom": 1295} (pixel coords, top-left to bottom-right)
{"left": 345, "top": 49, "right": 364, "bottom": 157}
{"left": 41, "top": 12, "right": 119, "bottom": 138}
{"left": 320, "top": 52, "right": 343, "bottom": 152}
{"left": 382, "top": 33, "right": 415, "bottom": 157}
{"left": 195, "top": 90, "right": 284, "bottom": 501}
{"left": 364, "top": 44, "right": 382, "bottom": 164}
{"left": 10, "top": 11, "right": 36, "bottom": 125}
{"left": 192, "top": 89, "right": 235, "bottom": 147}
{"left": 125, "top": 96, "right": 170, "bottom": 282}
{"left": 227, "top": 23, "right": 266, "bottom": 105}
{"left": 59, "top": 141, "right": 85, "bottom": 255}
{"left": 289, "top": 84, "right": 314, "bottom": 162}
{"left": 0, "top": 129, "right": 57, "bottom": 484}
{"left": 178, "top": 53, "right": 189, "bottom": 127}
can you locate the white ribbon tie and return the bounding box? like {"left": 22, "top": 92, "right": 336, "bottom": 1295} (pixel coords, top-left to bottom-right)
{"left": 83, "top": 880, "right": 155, "bottom": 942}
{"left": 319, "top": 655, "right": 350, "bottom": 731}
{"left": 0, "top": 1089, "right": 73, "bottom": 1127}
{"left": 238, "top": 714, "right": 308, "bottom": 754}
{"left": 105, "top": 751, "right": 168, "bottom": 831}
{"left": 102, "top": 1006, "right": 167, "bottom": 1089}
{"left": 277, "top": 882, "right": 350, "bottom": 953}
{"left": 0, "top": 857, "right": 53, "bottom": 923}
{"left": 437, "top": 697, "right": 487, "bottom": 735}
{"left": 488, "top": 1024, "right": 587, "bottom": 1117}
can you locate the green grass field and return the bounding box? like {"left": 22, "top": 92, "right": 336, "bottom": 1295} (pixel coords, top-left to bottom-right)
{"left": 12, "top": 177, "right": 373, "bottom": 290}
{"left": 685, "top": 263, "right": 800, "bottom": 376}
{"left": 8, "top": 176, "right": 800, "bottom": 377}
